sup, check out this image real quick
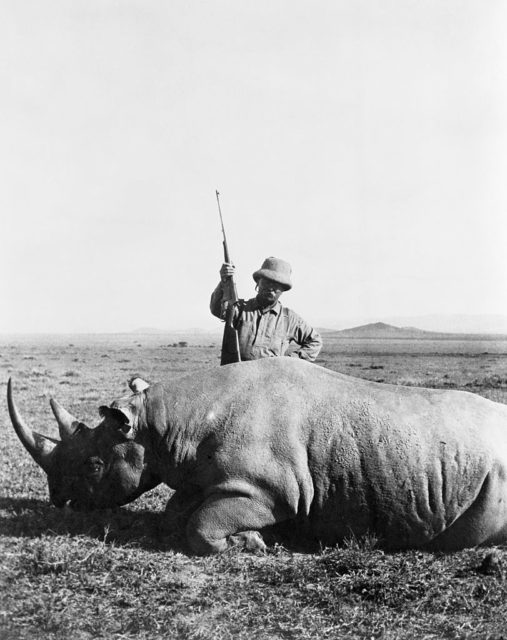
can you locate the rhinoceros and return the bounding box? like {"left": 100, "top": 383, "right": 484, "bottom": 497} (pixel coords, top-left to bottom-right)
{"left": 7, "top": 358, "right": 507, "bottom": 554}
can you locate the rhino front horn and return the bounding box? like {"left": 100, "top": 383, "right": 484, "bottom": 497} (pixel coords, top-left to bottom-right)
{"left": 50, "top": 398, "right": 81, "bottom": 441}
{"left": 7, "top": 378, "right": 58, "bottom": 473}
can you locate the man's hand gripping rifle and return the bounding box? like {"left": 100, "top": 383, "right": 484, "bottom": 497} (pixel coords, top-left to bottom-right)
{"left": 215, "top": 190, "right": 241, "bottom": 363}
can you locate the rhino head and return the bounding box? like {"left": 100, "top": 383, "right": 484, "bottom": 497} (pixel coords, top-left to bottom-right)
{"left": 7, "top": 378, "right": 161, "bottom": 510}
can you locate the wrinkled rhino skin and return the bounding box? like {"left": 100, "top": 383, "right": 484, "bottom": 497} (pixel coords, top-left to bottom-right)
{"left": 8, "top": 358, "right": 507, "bottom": 555}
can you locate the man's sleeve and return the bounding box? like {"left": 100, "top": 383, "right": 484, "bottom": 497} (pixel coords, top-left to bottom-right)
{"left": 290, "top": 315, "right": 323, "bottom": 362}
{"left": 211, "top": 284, "right": 243, "bottom": 325}
{"left": 210, "top": 283, "right": 225, "bottom": 319}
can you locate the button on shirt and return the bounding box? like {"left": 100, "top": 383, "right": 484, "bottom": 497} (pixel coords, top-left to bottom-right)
{"left": 210, "top": 284, "right": 322, "bottom": 365}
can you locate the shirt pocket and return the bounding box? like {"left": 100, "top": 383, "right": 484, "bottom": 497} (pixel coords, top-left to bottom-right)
{"left": 269, "top": 336, "right": 289, "bottom": 356}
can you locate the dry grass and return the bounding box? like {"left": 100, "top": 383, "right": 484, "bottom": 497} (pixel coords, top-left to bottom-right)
{"left": 2, "top": 333, "right": 507, "bottom": 639}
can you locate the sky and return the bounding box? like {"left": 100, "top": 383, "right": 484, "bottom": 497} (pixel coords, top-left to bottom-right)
{"left": 1, "top": 0, "right": 506, "bottom": 333}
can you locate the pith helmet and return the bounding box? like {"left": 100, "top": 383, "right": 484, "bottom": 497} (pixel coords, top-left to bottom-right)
{"left": 252, "top": 257, "right": 292, "bottom": 290}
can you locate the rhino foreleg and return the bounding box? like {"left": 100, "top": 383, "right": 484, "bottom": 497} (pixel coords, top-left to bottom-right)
{"left": 185, "top": 493, "right": 278, "bottom": 555}
{"left": 163, "top": 489, "right": 204, "bottom": 533}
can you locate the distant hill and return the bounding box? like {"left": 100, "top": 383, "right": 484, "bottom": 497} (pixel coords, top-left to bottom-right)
{"left": 132, "top": 327, "right": 221, "bottom": 336}
{"left": 316, "top": 314, "right": 507, "bottom": 335}
{"left": 321, "top": 322, "right": 507, "bottom": 340}
{"left": 131, "top": 327, "right": 167, "bottom": 334}
{"left": 328, "top": 322, "right": 430, "bottom": 339}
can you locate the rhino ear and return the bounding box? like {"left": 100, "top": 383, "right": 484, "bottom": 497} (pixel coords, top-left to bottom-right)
{"left": 99, "top": 406, "right": 136, "bottom": 439}
{"left": 128, "top": 376, "right": 150, "bottom": 393}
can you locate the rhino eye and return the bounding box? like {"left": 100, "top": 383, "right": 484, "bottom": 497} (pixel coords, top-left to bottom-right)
{"left": 84, "top": 457, "right": 104, "bottom": 476}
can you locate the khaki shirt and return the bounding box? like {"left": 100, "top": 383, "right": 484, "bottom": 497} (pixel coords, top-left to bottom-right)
{"left": 210, "top": 284, "right": 323, "bottom": 365}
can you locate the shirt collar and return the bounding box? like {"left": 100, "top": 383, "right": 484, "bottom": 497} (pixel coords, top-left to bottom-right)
{"left": 246, "top": 298, "right": 282, "bottom": 315}
{"left": 259, "top": 300, "right": 282, "bottom": 315}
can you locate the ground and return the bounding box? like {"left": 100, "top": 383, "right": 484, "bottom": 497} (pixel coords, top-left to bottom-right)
{"left": 1, "top": 333, "right": 507, "bottom": 639}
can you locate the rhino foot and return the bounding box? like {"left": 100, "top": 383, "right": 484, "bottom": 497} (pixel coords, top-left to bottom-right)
{"left": 228, "top": 530, "right": 267, "bottom": 553}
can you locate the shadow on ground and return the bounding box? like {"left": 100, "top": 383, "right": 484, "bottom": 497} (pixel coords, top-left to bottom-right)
{"left": 0, "top": 495, "right": 190, "bottom": 552}
{"left": 0, "top": 495, "right": 327, "bottom": 555}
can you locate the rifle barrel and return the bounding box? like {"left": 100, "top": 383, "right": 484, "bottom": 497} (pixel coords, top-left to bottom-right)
{"left": 215, "top": 190, "right": 231, "bottom": 263}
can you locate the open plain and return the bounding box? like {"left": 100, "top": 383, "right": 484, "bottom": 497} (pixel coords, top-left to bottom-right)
{"left": 2, "top": 333, "right": 507, "bottom": 639}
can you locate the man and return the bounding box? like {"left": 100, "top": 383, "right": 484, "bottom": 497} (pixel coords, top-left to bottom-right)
{"left": 210, "top": 256, "right": 322, "bottom": 365}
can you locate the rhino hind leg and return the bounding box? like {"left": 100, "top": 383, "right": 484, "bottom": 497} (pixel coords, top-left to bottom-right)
{"left": 185, "top": 493, "right": 279, "bottom": 555}
{"left": 426, "top": 471, "right": 507, "bottom": 551}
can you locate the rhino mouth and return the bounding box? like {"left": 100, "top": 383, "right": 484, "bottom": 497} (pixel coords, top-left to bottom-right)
{"left": 68, "top": 499, "right": 90, "bottom": 511}
{"left": 51, "top": 497, "right": 68, "bottom": 509}
{"left": 50, "top": 484, "right": 100, "bottom": 511}
{"left": 53, "top": 497, "right": 111, "bottom": 512}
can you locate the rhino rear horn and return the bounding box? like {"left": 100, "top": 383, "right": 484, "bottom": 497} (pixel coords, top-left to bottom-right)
{"left": 7, "top": 378, "right": 57, "bottom": 473}
{"left": 50, "top": 398, "right": 81, "bottom": 441}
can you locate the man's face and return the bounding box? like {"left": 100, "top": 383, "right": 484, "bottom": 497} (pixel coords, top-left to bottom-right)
{"left": 256, "top": 277, "right": 285, "bottom": 307}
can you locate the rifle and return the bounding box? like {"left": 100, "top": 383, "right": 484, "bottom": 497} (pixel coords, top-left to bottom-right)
{"left": 215, "top": 190, "right": 241, "bottom": 364}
